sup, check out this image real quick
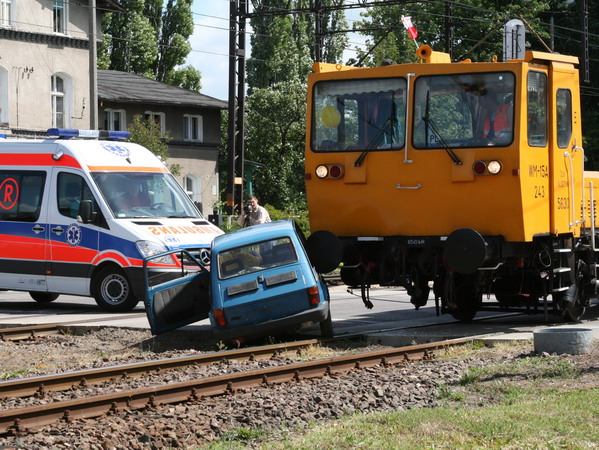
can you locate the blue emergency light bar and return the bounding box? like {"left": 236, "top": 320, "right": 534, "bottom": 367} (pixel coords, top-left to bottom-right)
{"left": 47, "top": 129, "right": 131, "bottom": 141}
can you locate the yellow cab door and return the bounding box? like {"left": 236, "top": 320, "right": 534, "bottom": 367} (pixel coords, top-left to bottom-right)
{"left": 548, "top": 60, "right": 583, "bottom": 236}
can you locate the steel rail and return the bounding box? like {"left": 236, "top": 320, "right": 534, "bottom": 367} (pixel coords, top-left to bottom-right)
{"left": 0, "top": 339, "right": 320, "bottom": 399}
{"left": 0, "top": 324, "right": 62, "bottom": 342}
{"left": 0, "top": 314, "right": 148, "bottom": 342}
{"left": 0, "top": 337, "right": 473, "bottom": 436}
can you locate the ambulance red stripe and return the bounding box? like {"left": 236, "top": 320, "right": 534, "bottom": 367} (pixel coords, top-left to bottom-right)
{"left": 0, "top": 154, "right": 81, "bottom": 168}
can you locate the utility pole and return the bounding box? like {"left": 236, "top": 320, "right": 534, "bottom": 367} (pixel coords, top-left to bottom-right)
{"left": 580, "top": 0, "right": 589, "bottom": 84}
{"left": 313, "top": 0, "right": 324, "bottom": 63}
{"left": 444, "top": 1, "right": 453, "bottom": 57}
{"left": 88, "top": 0, "right": 98, "bottom": 129}
{"left": 226, "top": 0, "right": 248, "bottom": 215}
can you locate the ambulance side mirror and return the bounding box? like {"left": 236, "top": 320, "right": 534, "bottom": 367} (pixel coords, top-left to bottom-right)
{"left": 77, "top": 200, "right": 95, "bottom": 224}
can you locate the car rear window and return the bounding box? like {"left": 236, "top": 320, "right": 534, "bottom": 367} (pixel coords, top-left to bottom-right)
{"left": 218, "top": 237, "right": 298, "bottom": 279}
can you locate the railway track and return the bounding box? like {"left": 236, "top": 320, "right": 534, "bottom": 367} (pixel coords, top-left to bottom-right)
{"left": 0, "top": 337, "right": 473, "bottom": 436}
{"left": 0, "top": 324, "right": 63, "bottom": 342}
{"left": 0, "top": 313, "right": 148, "bottom": 342}
{"left": 0, "top": 338, "right": 320, "bottom": 399}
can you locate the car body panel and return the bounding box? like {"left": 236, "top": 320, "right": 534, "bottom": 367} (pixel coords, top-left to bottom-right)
{"left": 144, "top": 220, "right": 331, "bottom": 339}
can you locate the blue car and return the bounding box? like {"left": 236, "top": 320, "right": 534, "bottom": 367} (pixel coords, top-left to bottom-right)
{"left": 143, "top": 220, "right": 334, "bottom": 340}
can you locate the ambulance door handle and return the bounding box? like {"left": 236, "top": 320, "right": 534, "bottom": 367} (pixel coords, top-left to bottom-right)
{"left": 51, "top": 226, "right": 65, "bottom": 235}
{"left": 32, "top": 225, "right": 45, "bottom": 234}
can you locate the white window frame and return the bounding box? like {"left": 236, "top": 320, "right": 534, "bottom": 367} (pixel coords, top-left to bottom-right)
{"left": 0, "top": 67, "right": 7, "bottom": 123}
{"left": 144, "top": 111, "right": 165, "bottom": 133}
{"left": 183, "top": 174, "right": 201, "bottom": 203}
{"left": 51, "top": 73, "right": 72, "bottom": 128}
{"left": 53, "top": 0, "right": 68, "bottom": 34}
{"left": 0, "top": 0, "right": 13, "bottom": 27}
{"left": 183, "top": 114, "right": 203, "bottom": 142}
{"left": 104, "top": 109, "right": 126, "bottom": 131}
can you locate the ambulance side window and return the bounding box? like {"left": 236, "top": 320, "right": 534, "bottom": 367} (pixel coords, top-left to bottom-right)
{"left": 57, "top": 173, "right": 97, "bottom": 219}
{"left": 0, "top": 171, "right": 46, "bottom": 222}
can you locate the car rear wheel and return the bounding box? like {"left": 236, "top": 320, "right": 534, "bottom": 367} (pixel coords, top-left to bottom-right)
{"left": 29, "top": 292, "right": 59, "bottom": 303}
{"left": 92, "top": 266, "right": 139, "bottom": 312}
{"left": 319, "top": 303, "right": 334, "bottom": 338}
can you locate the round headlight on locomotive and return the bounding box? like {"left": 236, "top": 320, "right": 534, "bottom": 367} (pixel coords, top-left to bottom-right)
{"left": 315, "top": 165, "right": 329, "bottom": 178}
{"left": 487, "top": 160, "right": 502, "bottom": 174}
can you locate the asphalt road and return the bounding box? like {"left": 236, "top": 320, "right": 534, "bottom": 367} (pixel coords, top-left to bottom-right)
{"left": 0, "top": 285, "right": 484, "bottom": 333}
{"left": 2, "top": 286, "right": 597, "bottom": 343}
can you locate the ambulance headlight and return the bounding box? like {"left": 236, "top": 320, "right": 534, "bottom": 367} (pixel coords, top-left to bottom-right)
{"left": 136, "top": 241, "right": 173, "bottom": 265}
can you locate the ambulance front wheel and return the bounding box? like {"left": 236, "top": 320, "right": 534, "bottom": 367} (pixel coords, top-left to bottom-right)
{"left": 92, "top": 266, "right": 140, "bottom": 312}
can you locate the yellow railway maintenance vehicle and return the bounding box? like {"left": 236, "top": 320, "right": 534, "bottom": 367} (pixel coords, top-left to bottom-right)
{"left": 305, "top": 45, "right": 599, "bottom": 322}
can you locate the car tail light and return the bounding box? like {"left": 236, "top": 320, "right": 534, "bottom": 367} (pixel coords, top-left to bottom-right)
{"left": 212, "top": 308, "right": 227, "bottom": 327}
{"left": 308, "top": 286, "right": 320, "bottom": 305}
{"left": 472, "top": 160, "right": 487, "bottom": 175}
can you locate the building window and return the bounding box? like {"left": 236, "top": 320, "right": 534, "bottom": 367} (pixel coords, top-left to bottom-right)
{"left": 53, "top": 0, "right": 67, "bottom": 34}
{"left": 183, "top": 114, "right": 203, "bottom": 142}
{"left": 104, "top": 109, "right": 126, "bottom": 131}
{"left": 51, "top": 74, "right": 71, "bottom": 128}
{"left": 0, "top": 0, "right": 13, "bottom": 27}
{"left": 144, "top": 111, "right": 165, "bottom": 133}
{"left": 183, "top": 174, "right": 201, "bottom": 212}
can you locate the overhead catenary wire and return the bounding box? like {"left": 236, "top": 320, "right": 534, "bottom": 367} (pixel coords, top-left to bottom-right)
{"left": 7, "top": 2, "right": 598, "bottom": 63}
{"left": 7, "top": 1, "right": 598, "bottom": 88}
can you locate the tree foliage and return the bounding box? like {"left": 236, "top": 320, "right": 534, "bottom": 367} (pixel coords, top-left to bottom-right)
{"left": 245, "top": 79, "right": 308, "bottom": 211}
{"left": 126, "top": 115, "right": 180, "bottom": 175}
{"left": 98, "top": 0, "right": 201, "bottom": 91}
{"left": 247, "top": 0, "right": 349, "bottom": 89}
{"left": 241, "top": 0, "right": 348, "bottom": 211}
{"left": 350, "top": 1, "right": 561, "bottom": 67}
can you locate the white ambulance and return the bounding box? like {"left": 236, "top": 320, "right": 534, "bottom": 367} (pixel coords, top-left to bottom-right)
{"left": 0, "top": 129, "right": 224, "bottom": 311}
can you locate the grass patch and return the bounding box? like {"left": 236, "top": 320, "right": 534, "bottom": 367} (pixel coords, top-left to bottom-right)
{"left": 437, "top": 340, "right": 531, "bottom": 360}
{"left": 459, "top": 356, "right": 581, "bottom": 386}
{"left": 234, "top": 348, "right": 597, "bottom": 449}
{"left": 0, "top": 368, "right": 31, "bottom": 380}
{"left": 210, "top": 427, "right": 270, "bottom": 448}
{"left": 262, "top": 389, "right": 599, "bottom": 449}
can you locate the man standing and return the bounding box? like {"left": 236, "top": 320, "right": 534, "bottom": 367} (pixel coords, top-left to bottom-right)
{"left": 237, "top": 194, "right": 271, "bottom": 227}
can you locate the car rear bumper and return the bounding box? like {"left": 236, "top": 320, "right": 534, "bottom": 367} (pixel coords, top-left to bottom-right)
{"left": 213, "top": 301, "right": 329, "bottom": 341}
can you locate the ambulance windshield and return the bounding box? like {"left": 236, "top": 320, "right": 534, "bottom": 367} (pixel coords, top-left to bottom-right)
{"left": 92, "top": 172, "right": 201, "bottom": 219}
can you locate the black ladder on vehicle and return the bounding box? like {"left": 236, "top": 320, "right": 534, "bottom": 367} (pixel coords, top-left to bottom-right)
{"left": 551, "top": 238, "right": 575, "bottom": 298}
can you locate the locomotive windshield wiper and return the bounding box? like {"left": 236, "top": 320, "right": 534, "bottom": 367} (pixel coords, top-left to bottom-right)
{"left": 423, "top": 91, "right": 462, "bottom": 165}
{"left": 354, "top": 101, "right": 397, "bottom": 167}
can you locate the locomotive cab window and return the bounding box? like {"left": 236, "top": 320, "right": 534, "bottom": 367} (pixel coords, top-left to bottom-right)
{"left": 527, "top": 71, "right": 548, "bottom": 147}
{"left": 311, "top": 78, "right": 406, "bottom": 152}
{"left": 556, "top": 89, "right": 572, "bottom": 148}
{"left": 413, "top": 72, "right": 515, "bottom": 149}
